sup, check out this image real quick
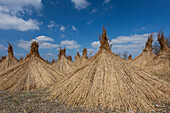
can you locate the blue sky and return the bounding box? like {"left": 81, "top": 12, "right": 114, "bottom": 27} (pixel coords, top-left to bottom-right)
{"left": 0, "top": 0, "right": 170, "bottom": 61}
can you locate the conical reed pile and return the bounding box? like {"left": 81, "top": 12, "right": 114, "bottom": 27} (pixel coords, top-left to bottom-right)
{"left": 144, "top": 31, "right": 170, "bottom": 76}
{"left": 52, "top": 48, "right": 76, "bottom": 75}
{"left": 80, "top": 48, "right": 88, "bottom": 64}
{"left": 74, "top": 49, "right": 88, "bottom": 67}
{"left": 0, "top": 41, "right": 65, "bottom": 93}
{"left": 131, "top": 34, "right": 156, "bottom": 68}
{"left": 0, "top": 43, "right": 18, "bottom": 72}
{"left": 49, "top": 27, "right": 170, "bottom": 112}
{"left": 74, "top": 52, "right": 81, "bottom": 65}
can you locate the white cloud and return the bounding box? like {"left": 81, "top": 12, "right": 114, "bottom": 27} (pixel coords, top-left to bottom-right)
{"left": 60, "top": 40, "right": 81, "bottom": 49}
{"left": 17, "top": 39, "right": 31, "bottom": 50}
{"left": 91, "top": 41, "right": 100, "bottom": 48}
{"left": 0, "top": 44, "right": 7, "bottom": 50}
{"left": 0, "top": 0, "right": 42, "bottom": 31}
{"left": 47, "top": 53, "right": 53, "bottom": 56}
{"left": 72, "top": 26, "right": 77, "bottom": 31}
{"left": 90, "top": 8, "right": 97, "bottom": 14}
{"left": 40, "top": 42, "right": 59, "bottom": 49}
{"left": 110, "top": 34, "right": 150, "bottom": 45}
{"left": 0, "top": 13, "right": 40, "bottom": 31}
{"left": 103, "top": 0, "right": 111, "bottom": 4}
{"left": 61, "top": 34, "right": 66, "bottom": 38}
{"left": 91, "top": 33, "right": 157, "bottom": 58}
{"left": 60, "top": 25, "right": 65, "bottom": 32}
{"left": 48, "top": 21, "right": 55, "bottom": 28}
{"left": 0, "top": 0, "right": 42, "bottom": 13}
{"left": 14, "top": 53, "right": 24, "bottom": 57}
{"left": 33, "top": 36, "right": 54, "bottom": 42}
{"left": 17, "top": 36, "right": 59, "bottom": 50}
{"left": 71, "top": 0, "right": 90, "bottom": 10}
{"left": 48, "top": 21, "right": 66, "bottom": 32}
{"left": 87, "top": 20, "right": 93, "bottom": 25}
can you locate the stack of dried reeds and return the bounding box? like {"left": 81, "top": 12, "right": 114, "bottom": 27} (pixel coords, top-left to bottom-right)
{"left": 74, "top": 48, "right": 88, "bottom": 67}
{"left": 0, "top": 43, "right": 19, "bottom": 72}
{"left": 49, "top": 27, "right": 170, "bottom": 112}
{"left": 0, "top": 41, "right": 65, "bottom": 93}
{"left": 52, "top": 48, "right": 76, "bottom": 75}
{"left": 130, "top": 34, "right": 156, "bottom": 68}
{"left": 74, "top": 52, "right": 81, "bottom": 65}
{"left": 144, "top": 31, "right": 170, "bottom": 75}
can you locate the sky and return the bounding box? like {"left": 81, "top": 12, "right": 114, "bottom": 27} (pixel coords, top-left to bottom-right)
{"left": 0, "top": 0, "right": 170, "bottom": 61}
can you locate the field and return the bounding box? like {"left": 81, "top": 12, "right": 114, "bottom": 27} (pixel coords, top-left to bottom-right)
{"left": 0, "top": 89, "right": 169, "bottom": 113}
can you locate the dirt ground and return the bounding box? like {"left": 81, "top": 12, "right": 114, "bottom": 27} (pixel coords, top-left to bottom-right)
{"left": 0, "top": 89, "right": 169, "bottom": 113}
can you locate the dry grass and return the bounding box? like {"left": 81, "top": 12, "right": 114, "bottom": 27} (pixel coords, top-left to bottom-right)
{"left": 0, "top": 42, "right": 65, "bottom": 93}
{"left": 49, "top": 27, "right": 170, "bottom": 112}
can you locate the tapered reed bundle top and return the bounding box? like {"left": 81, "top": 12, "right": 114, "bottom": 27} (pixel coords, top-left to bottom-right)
{"left": 75, "top": 52, "right": 80, "bottom": 60}
{"left": 158, "top": 31, "right": 168, "bottom": 53}
{"left": 99, "top": 26, "right": 111, "bottom": 51}
{"left": 143, "top": 34, "right": 153, "bottom": 52}
{"left": 58, "top": 48, "right": 66, "bottom": 60}
{"left": 82, "top": 48, "right": 87, "bottom": 58}
{"left": 128, "top": 54, "right": 132, "bottom": 60}
{"left": 7, "top": 43, "right": 14, "bottom": 57}
{"left": 30, "top": 41, "right": 40, "bottom": 57}
{"left": 67, "top": 56, "right": 72, "bottom": 61}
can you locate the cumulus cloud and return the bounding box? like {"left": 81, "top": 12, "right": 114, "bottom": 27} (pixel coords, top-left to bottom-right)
{"left": 47, "top": 53, "right": 53, "bottom": 56}
{"left": 71, "top": 0, "right": 90, "bottom": 10}
{"left": 17, "top": 36, "right": 59, "bottom": 50}
{"left": 40, "top": 42, "right": 59, "bottom": 49}
{"left": 0, "top": 44, "right": 7, "bottom": 50}
{"left": 0, "top": 0, "right": 42, "bottom": 31}
{"left": 47, "top": 21, "right": 55, "bottom": 28}
{"left": 91, "top": 41, "right": 100, "bottom": 48}
{"left": 32, "top": 36, "right": 54, "bottom": 42}
{"left": 0, "top": 0, "right": 42, "bottom": 13}
{"left": 87, "top": 20, "right": 93, "bottom": 25}
{"left": 47, "top": 21, "right": 66, "bottom": 32}
{"left": 61, "top": 34, "right": 66, "bottom": 38}
{"left": 60, "top": 25, "right": 65, "bottom": 32}
{"left": 60, "top": 40, "right": 81, "bottom": 49}
{"left": 110, "top": 34, "right": 150, "bottom": 45}
{"left": 14, "top": 53, "right": 24, "bottom": 57}
{"left": 0, "top": 13, "right": 39, "bottom": 31}
{"left": 103, "top": 0, "right": 111, "bottom": 4}
{"left": 72, "top": 26, "right": 77, "bottom": 31}
{"left": 90, "top": 8, "right": 97, "bottom": 14}
{"left": 91, "top": 33, "right": 157, "bottom": 58}
{"left": 17, "top": 39, "right": 31, "bottom": 50}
